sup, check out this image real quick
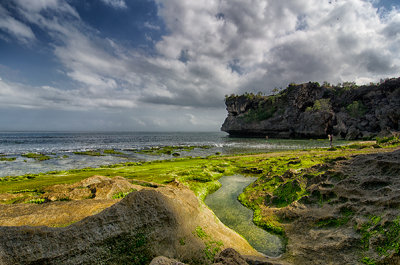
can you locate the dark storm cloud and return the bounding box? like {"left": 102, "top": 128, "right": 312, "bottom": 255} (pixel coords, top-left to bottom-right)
{"left": 358, "top": 49, "right": 396, "bottom": 74}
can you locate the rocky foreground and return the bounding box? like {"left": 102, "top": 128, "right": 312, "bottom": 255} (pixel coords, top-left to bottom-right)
{"left": 271, "top": 148, "right": 400, "bottom": 264}
{"left": 222, "top": 77, "right": 400, "bottom": 139}
{"left": 151, "top": 148, "right": 400, "bottom": 265}
{"left": 0, "top": 147, "right": 399, "bottom": 264}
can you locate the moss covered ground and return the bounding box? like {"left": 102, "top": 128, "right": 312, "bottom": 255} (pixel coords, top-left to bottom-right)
{"left": 133, "top": 145, "right": 211, "bottom": 156}
{"left": 0, "top": 157, "right": 16, "bottom": 161}
{"left": 21, "top": 153, "right": 51, "bottom": 161}
{"left": 359, "top": 215, "right": 400, "bottom": 264}
{"left": 0, "top": 141, "right": 396, "bottom": 201}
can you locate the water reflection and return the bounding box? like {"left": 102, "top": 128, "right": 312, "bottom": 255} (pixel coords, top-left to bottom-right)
{"left": 205, "top": 175, "right": 284, "bottom": 257}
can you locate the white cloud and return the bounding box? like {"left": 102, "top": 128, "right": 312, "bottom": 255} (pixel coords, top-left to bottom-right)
{"left": 0, "top": 78, "right": 137, "bottom": 110}
{"left": 100, "top": 0, "right": 127, "bottom": 9}
{"left": 1, "top": 0, "right": 400, "bottom": 131}
{"left": 0, "top": 6, "right": 35, "bottom": 43}
{"left": 154, "top": 0, "right": 400, "bottom": 93}
{"left": 14, "top": 0, "right": 79, "bottom": 18}
{"left": 7, "top": 0, "right": 400, "bottom": 109}
{"left": 144, "top": 22, "right": 161, "bottom": 30}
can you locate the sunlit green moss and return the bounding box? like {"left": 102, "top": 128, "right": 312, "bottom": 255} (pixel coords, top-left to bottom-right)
{"left": 26, "top": 198, "right": 46, "bottom": 204}
{"left": 1, "top": 142, "right": 395, "bottom": 195}
{"left": 358, "top": 215, "right": 400, "bottom": 257}
{"left": 193, "top": 226, "right": 223, "bottom": 261}
{"left": 253, "top": 209, "right": 284, "bottom": 235}
{"left": 73, "top": 151, "right": 103, "bottom": 156}
{"left": 112, "top": 189, "right": 137, "bottom": 199}
{"left": 0, "top": 157, "right": 16, "bottom": 161}
{"left": 135, "top": 145, "right": 211, "bottom": 156}
{"left": 103, "top": 149, "right": 125, "bottom": 155}
{"left": 361, "top": 257, "right": 376, "bottom": 265}
{"left": 21, "top": 153, "right": 51, "bottom": 161}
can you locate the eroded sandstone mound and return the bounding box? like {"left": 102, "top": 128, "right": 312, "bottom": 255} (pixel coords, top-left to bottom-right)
{"left": 0, "top": 181, "right": 261, "bottom": 265}
{"left": 0, "top": 175, "right": 148, "bottom": 227}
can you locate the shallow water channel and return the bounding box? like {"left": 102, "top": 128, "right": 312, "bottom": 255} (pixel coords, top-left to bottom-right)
{"left": 205, "top": 175, "right": 284, "bottom": 257}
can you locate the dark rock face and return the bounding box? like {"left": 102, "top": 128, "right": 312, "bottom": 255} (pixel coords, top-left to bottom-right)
{"left": 221, "top": 78, "right": 400, "bottom": 139}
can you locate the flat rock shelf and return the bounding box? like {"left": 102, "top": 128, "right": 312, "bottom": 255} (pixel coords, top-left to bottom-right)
{"left": 205, "top": 175, "right": 284, "bottom": 257}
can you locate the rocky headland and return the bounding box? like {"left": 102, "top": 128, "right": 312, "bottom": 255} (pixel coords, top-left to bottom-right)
{"left": 221, "top": 77, "right": 400, "bottom": 139}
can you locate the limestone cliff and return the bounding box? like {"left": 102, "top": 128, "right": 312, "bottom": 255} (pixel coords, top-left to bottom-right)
{"left": 221, "top": 78, "right": 400, "bottom": 139}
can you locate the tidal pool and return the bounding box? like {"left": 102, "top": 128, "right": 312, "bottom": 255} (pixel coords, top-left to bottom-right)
{"left": 205, "top": 175, "right": 284, "bottom": 257}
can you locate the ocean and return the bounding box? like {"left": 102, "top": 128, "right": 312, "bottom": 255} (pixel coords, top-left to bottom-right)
{"left": 0, "top": 131, "right": 339, "bottom": 177}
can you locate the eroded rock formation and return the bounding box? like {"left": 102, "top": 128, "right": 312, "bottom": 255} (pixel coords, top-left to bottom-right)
{"left": 260, "top": 149, "right": 400, "bottom": 264}
{"left": 0, "top": 182, "right": 261, "bottom": 265}
{"left": 221, "top": 78, "right": 400, "bottom": 139}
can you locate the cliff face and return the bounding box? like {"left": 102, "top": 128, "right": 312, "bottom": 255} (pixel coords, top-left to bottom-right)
{"left": 221, "top": 78, "right": 400, "bottom": 139}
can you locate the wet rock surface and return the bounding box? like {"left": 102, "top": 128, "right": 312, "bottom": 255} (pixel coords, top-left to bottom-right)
{"left": 222, "top": 78, "right": 400, "bottom": 139}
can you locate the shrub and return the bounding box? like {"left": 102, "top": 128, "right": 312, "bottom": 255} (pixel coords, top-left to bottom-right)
{"left": 346, "top": 101, "right": 366, "bottom": 118}
{"left": 243, "top": 102, "right": 277, "bottom": 122}
{"left": 342, "top": 81, "right": 358, "bottom": 90}
{"left": 306, "top": 98, "right": 331, "bottom": 112}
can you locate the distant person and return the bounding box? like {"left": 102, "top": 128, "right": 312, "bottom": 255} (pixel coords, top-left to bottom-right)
{"left": 328, "top": 134, "right": 333, "bottom": 148}
{"left": 326, "top": 119, "right": 334, "bottom": 148}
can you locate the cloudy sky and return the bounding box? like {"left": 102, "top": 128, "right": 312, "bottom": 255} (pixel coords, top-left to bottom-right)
{"left": 0, "top": 0, "right": 399, "bottom": 131}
